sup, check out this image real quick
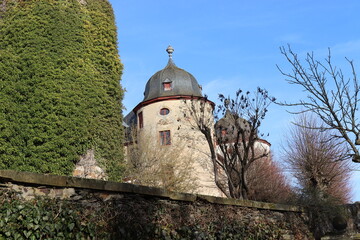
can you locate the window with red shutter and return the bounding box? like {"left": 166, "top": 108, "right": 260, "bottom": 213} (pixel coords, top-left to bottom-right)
{"left": 159, "top": 130, "right": 171, "bottom": 145}
{"left": 163, "top": 82, "right": 172, "bottom": 91}
{"left": 138, "top": 112, "right": 143, "bottom": 129}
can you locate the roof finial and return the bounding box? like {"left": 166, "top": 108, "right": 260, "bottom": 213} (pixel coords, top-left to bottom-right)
{"left": 166, "top": 45, "right": 174, "bottom": 58}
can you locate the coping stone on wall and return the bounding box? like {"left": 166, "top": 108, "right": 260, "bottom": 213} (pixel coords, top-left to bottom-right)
{"left": 0, "top": 170, "right": 303, "bottom": 212}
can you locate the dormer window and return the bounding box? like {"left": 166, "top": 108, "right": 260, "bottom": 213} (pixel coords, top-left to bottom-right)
{"left": 163, "top": 79, "right": 172, "bottom": 91}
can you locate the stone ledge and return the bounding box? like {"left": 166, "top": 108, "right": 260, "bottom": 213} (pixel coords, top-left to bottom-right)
{"left": 0, "top": 170, "right": 303, "bottom": 212}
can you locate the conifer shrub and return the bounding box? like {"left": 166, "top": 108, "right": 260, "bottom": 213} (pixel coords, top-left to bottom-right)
{"left": 0, "top": 0, "right": 124, "bottom": 180}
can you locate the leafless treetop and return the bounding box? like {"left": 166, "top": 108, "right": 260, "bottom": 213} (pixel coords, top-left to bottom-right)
{"left": 278, "top": 45, "right": 360, "bottom": 162}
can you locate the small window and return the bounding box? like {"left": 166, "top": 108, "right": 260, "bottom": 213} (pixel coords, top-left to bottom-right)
{"left": 160, "top": 108, "right": 170, "bottom": 115}
{"left": 159, "top": 130, "right": 171, "bottom": 145}
{"left": 138, "top": 112, "right": 143, "bottom": 129}
{"left": 163, "top": 82, "right": 172, "bottom": 91}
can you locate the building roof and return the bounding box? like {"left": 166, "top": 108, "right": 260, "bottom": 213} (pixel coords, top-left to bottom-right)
{"left": 214, "top": 110, "right": 271, "bottom": 147}
{"left": 143, "top": 46, "right": 203, "bottom": 102}
{"left": 215, "top": 110, "right": 251, "bottom": 139}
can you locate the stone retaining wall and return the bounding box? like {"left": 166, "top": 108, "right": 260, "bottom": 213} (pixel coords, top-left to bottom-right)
{"left": 0, "top": 169, "right": 303, "bottom": 210}
{"left": 0, "top": 170, "right": 358, "bottom": 239}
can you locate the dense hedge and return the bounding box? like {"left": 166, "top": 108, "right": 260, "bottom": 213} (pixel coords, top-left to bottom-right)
{"left": 0, "top": 0, "right": 125, "bottom": 180}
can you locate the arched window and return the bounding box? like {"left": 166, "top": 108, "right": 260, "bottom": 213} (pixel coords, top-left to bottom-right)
{"left": 160, "top": 108, "right": 170, "bottom": 115}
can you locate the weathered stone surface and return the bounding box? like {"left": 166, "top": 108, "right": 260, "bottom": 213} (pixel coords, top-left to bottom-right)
{"left": 0, "top": 169, "right": 303, "bottom": 212}
{"left": 73, "top": 166, "right": 84, "bottom": 176}
{"left": 354, "top": 233, "right": 360, "bottom": 239}
{"left": 73, "top": 149, "right": 107, "bottom": 180}
{"left": 77, "top": 0, "right": 87, "bottom": 5}
{"left": 0, "top": 170, "right": 359, "bottom": 239}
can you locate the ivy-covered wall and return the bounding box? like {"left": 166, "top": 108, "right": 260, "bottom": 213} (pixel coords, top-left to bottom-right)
{"left": 0, "top": 170, "right": 314, "bottom": 240}
{"left": 0, "top": 189, "right": 311, "bottom": 240}
{"left": 0, "top": 0, "right": 124, "bottom": 180}
{"left": 9, "top": 170, "right": 360, "bottom": 240}
{"left": 4, "top": 170, "right": 360, "bottom": 239}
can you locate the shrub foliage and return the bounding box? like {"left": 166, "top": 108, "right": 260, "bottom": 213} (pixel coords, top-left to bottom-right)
{"left": 0, "top": 0, "right": 124, "bottom": 180}
{"left": 0, "top": 190, "right": 286, "bottom": 240}
{"left": 0, "top": 190, "right": 112, "bottom": 240}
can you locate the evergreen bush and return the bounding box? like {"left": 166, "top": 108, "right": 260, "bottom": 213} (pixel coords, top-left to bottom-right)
{"left": 0, "top": 0, "right": 124, "bottom": 180}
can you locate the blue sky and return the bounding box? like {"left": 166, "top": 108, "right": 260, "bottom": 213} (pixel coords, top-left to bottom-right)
{"left": 108, "top": 0, "right": 360, "bottom": 201}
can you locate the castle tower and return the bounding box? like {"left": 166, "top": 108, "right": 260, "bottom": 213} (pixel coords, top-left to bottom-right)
{"left": 125, "top": 46, "right": 223, "bottom": 196}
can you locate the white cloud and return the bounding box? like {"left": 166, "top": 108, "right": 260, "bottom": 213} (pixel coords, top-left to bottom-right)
{"left": 276, "top": 33, "right": 308, "bottom": 45}
{"left": 202, "top": 77, "right": 241, "bottom": 103}
{"left": 202, "top": 75, "right": 265, "bottom": 102}
{"left": 298, "top": 39, "right": 360, "bottom": 59}
{"left": 332, "top": 40, "right": 360, "bottom": 56}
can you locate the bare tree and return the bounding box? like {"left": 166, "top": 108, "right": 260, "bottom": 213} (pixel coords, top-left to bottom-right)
{"left": 247, "top": 153, "right": 293, "bottom": 203}
{"left": 125, "top": 128, "right": 199, "bottom": 193}
{"left": 278, "top": 46, "right": 360, "bottom": 162}
{"left": 181, "top": 97, "right": 227, "bottom": 195}
{"left": 282, "top": 115, "right": 352, "bottom": 239}
{"left": 282, "top": 115, "right": 352, "bottom": 203}
{"left": 184, "top": 88, "right": 275, "bottom": 199}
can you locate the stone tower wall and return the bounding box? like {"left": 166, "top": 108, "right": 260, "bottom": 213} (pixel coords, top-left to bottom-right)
{"left": 137, "top": 99, "right": 223, "bottom": 197}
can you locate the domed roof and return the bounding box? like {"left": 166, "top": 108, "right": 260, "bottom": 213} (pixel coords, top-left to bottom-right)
{"left": 143, "top": 46, "right": 203, "bottom": 102}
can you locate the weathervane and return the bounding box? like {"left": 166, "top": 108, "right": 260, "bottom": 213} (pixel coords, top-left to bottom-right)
{"left": 166, "top": 45, "right": 174, "bottom": 58}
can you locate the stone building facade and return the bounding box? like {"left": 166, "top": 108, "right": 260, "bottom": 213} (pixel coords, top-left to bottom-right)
{"left": 124, "top": 46, "right": 223, "bottom": 196}
{"left": 124, "top": 46, "right": 271, "bottom": 197}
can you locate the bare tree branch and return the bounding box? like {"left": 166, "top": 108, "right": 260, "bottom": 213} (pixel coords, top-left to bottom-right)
{"left": 125, "top": 128, "right": 200, "bottom": 193}
{"left": 278, "top": 45, "right": 360, "bottom": 162}
{"left": 184, "top": 88, "right": 276, "bottom": 200}
{"left": 282, "top": 114, "right": 352, "bottom": 203}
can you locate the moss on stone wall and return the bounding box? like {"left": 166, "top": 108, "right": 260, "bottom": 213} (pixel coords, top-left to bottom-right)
{"left": 0, "top": 187, "right": 313, "bottom": 240}
{"left": 0, "top": 0, "right": 124, "bottom": 180}
{"left": 0, "top": 170, "right": 315, "bottom": 240}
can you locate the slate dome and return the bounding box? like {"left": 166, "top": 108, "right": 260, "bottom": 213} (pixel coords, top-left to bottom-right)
{"left": 143, "top": 46, "right": 203, "bottom": 102}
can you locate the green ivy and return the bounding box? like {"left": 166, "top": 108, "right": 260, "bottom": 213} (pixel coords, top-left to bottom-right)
{"left": 0, "top": 189, "right": 288, "bottom": 240}
{"left": 0, "top": 192, "right": 108, "bottom": 240}
{"left": 117, "top": 215, "right": 284, "bottom": 240}
{"left": 0, "top": 0, "right": 125, "bottom": 180}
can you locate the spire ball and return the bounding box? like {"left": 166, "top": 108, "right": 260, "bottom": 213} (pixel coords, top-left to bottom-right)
{"left": 166, "top": 45, "right": 174, "bottom": 58}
